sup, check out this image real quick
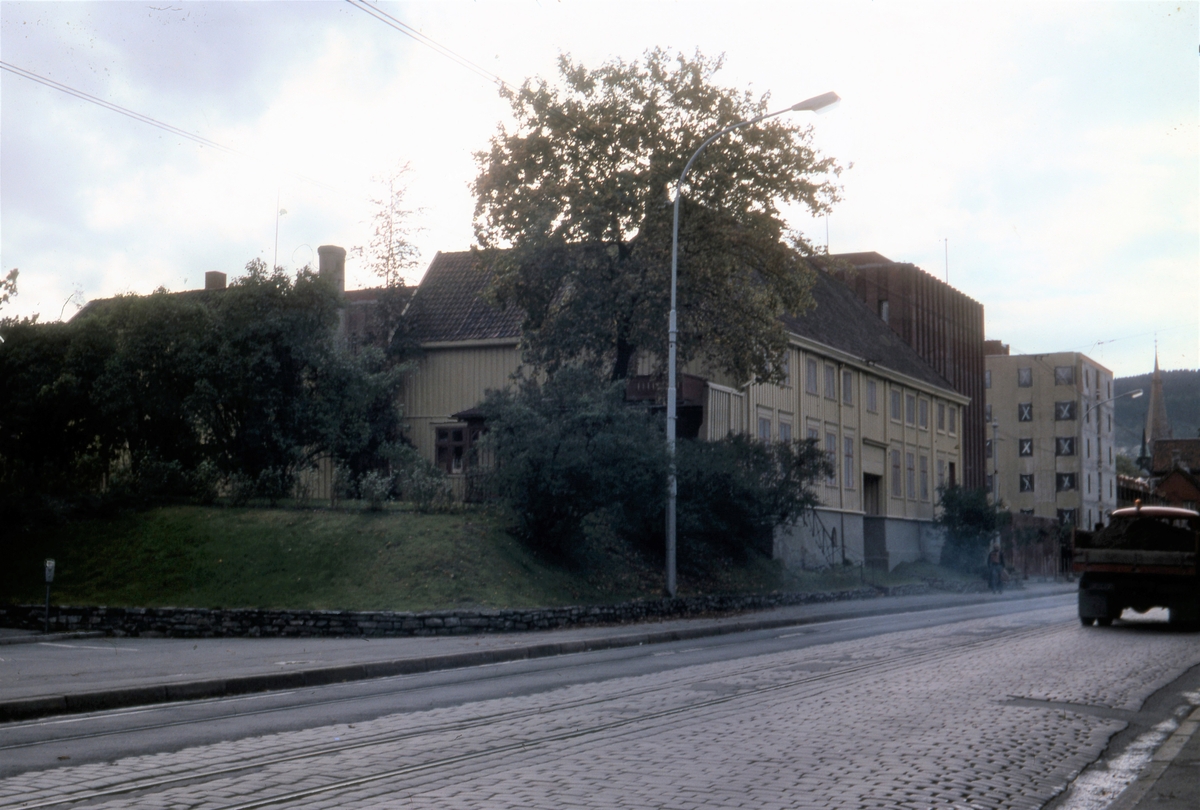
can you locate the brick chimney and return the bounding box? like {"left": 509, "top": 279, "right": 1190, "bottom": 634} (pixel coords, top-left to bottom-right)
{"left": 318, "top": 245, "right": 346, "bottom": 293}
{"left": 204, "top": 271, "right": 227, "bottom": 291}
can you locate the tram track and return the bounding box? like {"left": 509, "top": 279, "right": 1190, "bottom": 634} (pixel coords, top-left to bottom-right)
{"left": 2, "top": 618, "right": 1071, "bottom": 810}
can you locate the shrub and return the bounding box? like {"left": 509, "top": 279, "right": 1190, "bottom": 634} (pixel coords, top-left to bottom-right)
{"left": 935, "top": 486, "right": 1009, "bottom": 573}
{"left": 481, "top": 369, "right": 829, "bottom": 568}
{"left": 673, "top": 434, "right": 828, "bottom": 565}
{"left": 359, "top": 470, "right": 393, "bottom": 511}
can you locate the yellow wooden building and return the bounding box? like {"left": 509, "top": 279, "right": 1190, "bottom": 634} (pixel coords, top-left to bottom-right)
{"left": 379, "top": 250, "right": 968, "bottom": 571}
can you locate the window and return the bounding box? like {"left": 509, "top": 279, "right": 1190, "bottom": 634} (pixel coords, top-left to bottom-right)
{"left": 435, "top": 425, "right": 472, "bottom": 474}
{"left": 806, "top": 358, "right": 818, "bottom": 394}
{"left": 1107, "top": 380, "right": 1112, "bottom": 398}
{"left": 948, "top": 462, "right": 957, "bottom": 488}
{"left": 758, "top": 416, "right": 772, "bottom": 442}
{"left": 1019, "top": 438, "right": 1033, "bottom": 457}
{"left": 807, "top": 425, "right": 819, "bottom": 442}
{"left": 1056, "top": 473, "right": 1076, "bottom": 492}
{"left": 985, "top": 369, "right": 992, "bottom": 389}
{"left": 890, "top": 390, "right": 902, "bottom": 421}
{"left": 842, "top": 370, "right": 854, "bottom": 405}
{"left": 891, "top": 450, "right": 902, "bottom": 496}
{"left": 1054, "top": 366, "right": 1075, "bottom": 386}
{"left": 825, "top": 365, "right": 837, "bottom": 400}
{"left": 1056, "top": 437, "right": 1076, "bottom": 456}
{"left": 905, "top": 394, "right": 916, "bottom": 425}
{"left": 918, "top": 399, "right": 929, "bottom": 429}
{"left": 1058, "top": 508, "right": 1077, "bottom": 527}
{"left": 1018, "top": 403, "right": 1033, "bottom": 422}
{"left": 1020, "top": 473, "right": 1035, "bottom": 493}
{"left": 867, "top": 379, "right": 878, "bottom": 413}
{"left": 919, "top": 455, "right": 929, "bottom": 501}
{"left": 1087, "top": 473, "right": 1092, "bottom": 494}
{"left": 1107, "top": 414, "right": 1112, "bottom": 432}
{"left": 948, "top": 406, "right": 957, "bottom": 434}
{"left": 825, "top": 433, "right": 838, "bottom": 485}
{"left": 937, "top": 402, "right": 946, "bottom": 431}
{"left": 906, "top": 452, "right": 916, "bottom": 499}
{"left": 1055, "top": 401, "right": 1077, "bottom": 421}
{"left": 985, "top": 404, "right": 993, "bottom": 422}
{"left": 844, "top": 437, "right": 854, "bottom": 488}
{"left": 986, "top": 439, "right": 993, "bottom": 459}
{"left": 1108, "top": 446, "right": 1113, "bottom": 464}
{"left": 878, "top": 299, "right": 889, "bottom": 323}
{"left": 1086, "top": 438, "right": 1091, "bottom": 458}
{"left": 781, "top": 355, "right": 791, "bottom": 387}
{"left": 779, "top": 420, "right": 792, "bottom": 444}
{"left": 937, "top": 459, "right": 946, "bottom": 489}
{"left": 1018, "top": 367, "right": 1033, "bottom": 387}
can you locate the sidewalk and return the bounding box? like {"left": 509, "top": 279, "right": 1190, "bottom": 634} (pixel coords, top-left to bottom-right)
{"left": 0, "top": 582, "right": 1074, "bottom": 722}
{"left": 1116, "top": 704, "right": 1200, "bottom": 810}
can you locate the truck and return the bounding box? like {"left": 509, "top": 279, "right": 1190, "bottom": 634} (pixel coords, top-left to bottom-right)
{"left": 1073, "top": 504, "right": 1199, "bottom": 627}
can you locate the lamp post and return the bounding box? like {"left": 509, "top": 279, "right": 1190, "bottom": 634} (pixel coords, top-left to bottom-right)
{"left": 1084, "top": 388, "right": 1142, "bottom": 420}
{"left": 665, "top": 91, "right": 840, "bottom": 597}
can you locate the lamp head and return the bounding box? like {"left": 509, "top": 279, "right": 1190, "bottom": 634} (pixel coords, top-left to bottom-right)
{"left": 1131, "top": 389, "right": 1144, "bottom": 399}
{"left": 791, "top": 91, "right": 840, "bottom": 114}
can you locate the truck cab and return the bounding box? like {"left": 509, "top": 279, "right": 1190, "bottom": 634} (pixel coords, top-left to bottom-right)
{"left": 1073, "top": 505, "right": 1199, "bottom": 627}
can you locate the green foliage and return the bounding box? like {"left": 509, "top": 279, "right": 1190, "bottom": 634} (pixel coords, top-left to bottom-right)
{"left": 675, "top": 433, "right": 828, "bottom": 564}
{"left": 481, "top": 369, "right": 666, "bottom": 559}
{"left": 480, "top": 368, "right": 828, "bottom": 570}
{"left": 935, "top": 486, "right": 1009, "bottom": 573}
{"left": 0, "top": 261, "right": 406, "bottom": 530}
{"left": 473, "top": 49, "right": 841, "bottom": 384}
{"left": 1115, "top": 453, "right": 1142, "bottom": 477}
{"left": 0, "top": 268, "right": 17, "bottom": 312}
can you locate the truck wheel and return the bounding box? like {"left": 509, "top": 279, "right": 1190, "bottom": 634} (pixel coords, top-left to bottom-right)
{"left": 1096, "top": 618, "right": 1113, "bottom": 627}
{"left": 1080, "top": 617, "right": 1094, "bottom": 627}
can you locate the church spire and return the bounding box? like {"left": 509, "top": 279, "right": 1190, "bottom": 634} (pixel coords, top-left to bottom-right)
{"left": 1143, "top": 346, "right": 1172, "bottom": 471}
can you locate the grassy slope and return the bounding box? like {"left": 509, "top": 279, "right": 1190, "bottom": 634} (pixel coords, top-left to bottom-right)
{"left": 1, "top": 506, "right": 971, "bottom": 611}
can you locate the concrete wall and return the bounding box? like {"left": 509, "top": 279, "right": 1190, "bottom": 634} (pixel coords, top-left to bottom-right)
{"left": 775, "top": 512, "right": 946, "bottom": 572}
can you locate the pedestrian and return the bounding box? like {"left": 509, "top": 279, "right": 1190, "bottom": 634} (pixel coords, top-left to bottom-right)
{"left": 987, "top": 545, "right": 1005, "bottom": 593}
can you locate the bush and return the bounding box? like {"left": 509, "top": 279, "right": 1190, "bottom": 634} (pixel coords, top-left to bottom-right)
{"left": 935, "top": 486, "right": 1009, "bottom": 573}
{"left": 359, "top": 470, "right": 393, "bottom": 511}
{"left": 481, "top": 369, "right": 667, "bottom": 560}
{"left": 674, "top": 434, "right": 828, "bottom": 564}
{"left": 481, "top": 369, "right": 829, "bottom": 569}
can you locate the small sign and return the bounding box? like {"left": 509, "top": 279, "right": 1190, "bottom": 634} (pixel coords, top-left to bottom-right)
{"left": 44, "top": 558, "right": 55, "bottom": 583}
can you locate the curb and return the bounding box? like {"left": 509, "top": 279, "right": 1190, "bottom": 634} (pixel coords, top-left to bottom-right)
{"left": 0, "top": 631, "right": 107, "bottom": 647}
{"left": 0, "top": 587, "right": 1073, "bottom": 724}
{"left": 1108, "top": 705, "right": 1200, "bottom": 810}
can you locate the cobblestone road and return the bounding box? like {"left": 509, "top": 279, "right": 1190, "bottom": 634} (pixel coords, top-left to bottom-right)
{"left": 3, "top": 604, "right": 1198, "bottom": 810}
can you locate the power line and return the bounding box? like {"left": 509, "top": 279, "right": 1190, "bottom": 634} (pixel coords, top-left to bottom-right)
{"left": 344, "top": 0, "right": 508, "bottom": 90}
{"left": 1, "top": 60, "right": 334, "bottom": 190}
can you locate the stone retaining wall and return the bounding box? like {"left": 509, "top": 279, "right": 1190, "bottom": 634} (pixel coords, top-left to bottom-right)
{"left": 0, "top": 585, "right": 920, "bottom": 639}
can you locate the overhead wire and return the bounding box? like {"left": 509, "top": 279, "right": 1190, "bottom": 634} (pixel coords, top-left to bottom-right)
{"left": 0, "top": 60, "right": 336, "bottom": 191}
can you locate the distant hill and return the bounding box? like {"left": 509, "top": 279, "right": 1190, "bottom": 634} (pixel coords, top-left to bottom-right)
{"left": 1113, "top": 369, "right": 1200, "bottom": 456}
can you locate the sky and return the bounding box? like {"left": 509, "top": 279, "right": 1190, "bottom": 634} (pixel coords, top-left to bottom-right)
{"left": 1, "top": 0, "right": 1196, "bottom": 378}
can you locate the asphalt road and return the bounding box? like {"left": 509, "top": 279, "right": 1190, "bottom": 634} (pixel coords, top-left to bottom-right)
{"left": 3, "top": 592, "right": 1199, "bottom": 810}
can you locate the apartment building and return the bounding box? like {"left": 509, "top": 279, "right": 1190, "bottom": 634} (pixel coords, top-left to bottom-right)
{"left": 984, "top": 345, "right": 1117, "bottom": 528}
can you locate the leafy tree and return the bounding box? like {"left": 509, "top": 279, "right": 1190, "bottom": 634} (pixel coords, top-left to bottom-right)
{"left": 675, "top": 433, "right": 829, "bottom": 563}
{"left": 0, "top": 268, "right": 17, "bottom": 313}
{"left": 935, "top": 486, "right": 1009, "bottom": 573}
{"left": 472, "top": 49, "right": 841, "bottom": 384}
{"left": 1115, "top": 453, "right": 1141, "bottom": 478}
{"left": 480, "top": 369, "right": 666, "bottom": 559}
{"left": 480, "top": 368, "right": 829, "bottom": 568}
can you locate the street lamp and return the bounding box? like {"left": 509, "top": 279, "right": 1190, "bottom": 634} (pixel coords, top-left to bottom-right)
{"left": 665, "top": 91, "right": 840, "bottom": 597}
{"left": 1084, "top": 388, "right": 1142, "bottom": 419}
